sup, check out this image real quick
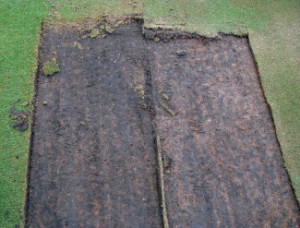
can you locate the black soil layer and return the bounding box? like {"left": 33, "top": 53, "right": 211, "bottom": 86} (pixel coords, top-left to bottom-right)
{"left": 27, "top": 21, "right": 300, "bottom": 227}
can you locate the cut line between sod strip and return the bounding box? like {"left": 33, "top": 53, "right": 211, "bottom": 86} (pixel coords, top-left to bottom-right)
{"left": 142, "top": 36, "right": 170, "bottom": 228}
{"left": 156, "top": 135, "right": 169, "bottom": 228}
{"left": 26, "top": 20, "right": 300, "bottom": 227}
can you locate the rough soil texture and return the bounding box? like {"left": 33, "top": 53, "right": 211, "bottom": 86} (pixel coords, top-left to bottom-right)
{"left": 146, "top": 32, "right": 300, "bottom": 227}
{"left": 27, "top": 22, "right": 161, "bottom": 227}
{"left": 27, "top": 21, "right": 300, "bottom": 227}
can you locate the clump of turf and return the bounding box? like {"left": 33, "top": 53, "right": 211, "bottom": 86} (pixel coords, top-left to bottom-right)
{"left": 134, "top": 84, "right": 145, "bottom": 99}
{"left": 73, "top": 41, "right": 83, "bottom": 49}
{"left": 104, "top": 24, "right": 114, "bottom": 34}
{"left": 88, "top": 28, "right": 101, "bottom": 38}
{"left": 161, "top": 93, "right": 169, "bottom": 101}
{"left": 161, "top": 103, "right": 176, "bottom": 116}
{"left": 43, "top": 58, "right": 60, "bottom": 76}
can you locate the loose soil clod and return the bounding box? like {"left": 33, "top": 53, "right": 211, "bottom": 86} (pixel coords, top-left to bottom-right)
{"left": 88, "top": 28, "right": 101, "bottom": 38}
{"left": 176, "top": 50, "right": 186, "bottom": 56}
{"left": 154, "top": 37, "right": 160, "bottom": 42}
{"left": 9, "top": 107, "right": 30, "bottom": 132}
{"left": 73, "top": 41, "right": 83, "bottom": 49}
{"left": 83, "top": 20, "right": 115, "bottom": 39}
{"left": 104, "top": 24, "right": 114, "bottom": 34}
{"left": 134, "top": 84, "right": 145, "bottom": 99}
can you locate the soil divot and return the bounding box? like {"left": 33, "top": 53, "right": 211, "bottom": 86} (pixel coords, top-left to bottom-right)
{"left": 27, "top": 21, "right": 300, "bottom": 227}
{"left": 9, "top": 107, "right": 30, "bottom": 132}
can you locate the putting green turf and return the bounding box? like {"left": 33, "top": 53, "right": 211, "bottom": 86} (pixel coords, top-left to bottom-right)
{"left": 0, "top": 0, "right": 299, "bottom": 226}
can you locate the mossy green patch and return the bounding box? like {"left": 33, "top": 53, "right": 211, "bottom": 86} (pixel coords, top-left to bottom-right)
{"left": 43, "top": 58, "right": 60, "bottom": 76}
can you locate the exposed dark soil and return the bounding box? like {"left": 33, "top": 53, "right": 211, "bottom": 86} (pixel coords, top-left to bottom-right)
{"left": 27, "top": 21, "right": 300, "bottom": 227}
{"left": 27, "top": 21, "right": 161, "bottom": 227}
{"left": 9, "top": 107, "right": 30, "bottom": 132}
{"left": 146, "top": 33, "right": 300, "bottom": 227}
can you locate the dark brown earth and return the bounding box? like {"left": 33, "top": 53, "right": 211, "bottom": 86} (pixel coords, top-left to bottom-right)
{"left": 27, "top": 22, "right": 161, "bottom": 227}
{"left": 9, "top": 107, "right": 30, "bottom": 132}
{"left": 27, "top": 21, "right": 300, "bottom": 227}
{"left": 146, "top": 32, "right": 300, "bottom": 227}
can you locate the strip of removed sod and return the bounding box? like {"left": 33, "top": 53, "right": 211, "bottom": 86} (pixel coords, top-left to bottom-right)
{"left": 27, "top": 22, "right": 162, "bottom": 227}
{"left": 0, "top": 1, "right": 141, "bottom": 227}
{"left": 144, "top": 0, "right": 300, "bottom": 203}
{"left": 0, "top": 0, "right": 299, "bottom": 227}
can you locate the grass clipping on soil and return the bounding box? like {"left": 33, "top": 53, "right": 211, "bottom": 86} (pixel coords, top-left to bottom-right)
{"left": 43, "top": 58, "right": 60, "bottom": 76}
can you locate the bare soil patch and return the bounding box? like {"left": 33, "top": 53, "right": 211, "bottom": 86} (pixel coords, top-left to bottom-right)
{"left": 27, "top": 21, "right": 300, "bottom": 227}
{"left": 146, "top": 31, "right": 300, "bottom": 227}
{"left": 27, "top": 21, "right": 161, "bottom": 227}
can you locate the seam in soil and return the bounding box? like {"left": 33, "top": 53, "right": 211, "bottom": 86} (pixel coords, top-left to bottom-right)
{"left": 155, "top": 135, "right": 169, "bottom": 228}
{"left": 142, "top": 27, "right": 170, "bottom": 227}
{"left": 26, "top": 18, "right": 170, "bottom": 227}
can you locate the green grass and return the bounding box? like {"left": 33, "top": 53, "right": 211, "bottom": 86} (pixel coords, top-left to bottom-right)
{"left": 0, "top": 0, "right": 299, "bottom": 227}
{"left": 50, "top": 0, "right": 142, "bottom": 21}
{"left": 0, "top": 0, "right": 49, "bottom": 227}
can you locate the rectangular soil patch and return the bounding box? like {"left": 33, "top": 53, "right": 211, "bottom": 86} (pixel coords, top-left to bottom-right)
{"left": 27, "top": 22, "right": 162, "bottom": 227}
{"left": 146, "top": 32, "right": 300, "bottom": 227}
{"left": 27, "top": 21, "right": 300, "bottom": 227}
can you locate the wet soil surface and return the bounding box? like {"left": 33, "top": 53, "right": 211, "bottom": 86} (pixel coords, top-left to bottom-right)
{"left": 27, "top": 21, "right": 300, "bottom": 227}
